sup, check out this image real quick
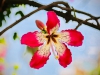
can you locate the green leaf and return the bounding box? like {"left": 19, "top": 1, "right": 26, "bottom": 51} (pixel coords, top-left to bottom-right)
{"left": 21, "top": 4, "right": 25, "bottom": 8}
{"left": 15, "top": 11, "right": 24, "bottom": 17}
{"left": 6, "top": 8, "right": 11, "bottom": 17}
{"left": 19, "top": 4, "right": 25, "bottom": 8}
{"left": 26, "top": 46, "right": 38, "bottom": 55}
{"left": 41, "top": 29, "right": 47, "bottom": 34}
{"left": 13, "top": 32, "right": 19, "bottom": 40}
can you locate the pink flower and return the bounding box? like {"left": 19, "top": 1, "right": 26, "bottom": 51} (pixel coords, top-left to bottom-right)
{"left": 0, "top": 44, "right": 6, "bottom": 58}
{"left": 21, "top": 11, "right": 84, "bottom": 69}
{"left": 0, "top": 64, "right": 5, "bottom": 71}
{"left": 0, "top": 43, "right": 6, "bottom": 72}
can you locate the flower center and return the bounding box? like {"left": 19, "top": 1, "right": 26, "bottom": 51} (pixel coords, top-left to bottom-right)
{"left": 46, "top": 33, "right": 58, "bottom": 44}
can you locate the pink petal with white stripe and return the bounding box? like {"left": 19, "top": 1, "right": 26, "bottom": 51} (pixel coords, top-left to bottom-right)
{"left": 46, "top": 11, "right": 60, "bottom": 34}
{"left": 54, "top": 42, "right": 72, "bottom": 68}
{"left": 30, "top": 44, "right": 51, "bottom": 69}
{"left": 58, "top": 44, "right": 72, "bottom": 68}
{"left": 62, "top": 29, "right": 84, "bottom": 46}
{"left": 21, "top": 31, "right": 44, "bottom": 48}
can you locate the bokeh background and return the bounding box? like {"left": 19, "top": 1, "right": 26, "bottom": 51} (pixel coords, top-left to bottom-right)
{"left": 0, "top": 0, "right": 100, "bottom": 75}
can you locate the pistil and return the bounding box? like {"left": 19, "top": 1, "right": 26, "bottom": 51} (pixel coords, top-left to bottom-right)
{"left": 50, "top": 43, "right": 59, "bottom": 59}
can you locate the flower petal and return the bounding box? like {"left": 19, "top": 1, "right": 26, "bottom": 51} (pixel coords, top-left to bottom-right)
{"left": 54, "top": 42, "right": 72, "bottom": 68}
{"left": 61, "top": 29, "right": 84, "bottom": 46}
{"left": 21, "top": 31, "right": 45, "bottom": 47}
{"left": 30, "top": 44, "right": 51, "bottom": 69}
{"left": 58, "top": 44, "right": 72, "bottom": 68}
{"left": 55, "top": 32, "right": 70, "bottom": 43}
{"left": 46, "top": 11, "right": 60, "bottom": 34}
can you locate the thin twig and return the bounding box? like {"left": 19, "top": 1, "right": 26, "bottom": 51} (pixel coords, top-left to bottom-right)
{"left": 74, "top": 18, "right": 94, "bottom": 30}
{"left": 75, "top": 17, "right": 94, "bottom": 30}
{"left": 95, "top": 19, "right": 99, "bottom": 27}
{"left": 74, "top": 18, "right": 100, "bottom": 30}
{"left": 74, "top": 22, "right": 82, "bottom": 30}
{"left": 56, "top": 5, "right": 94, "bottom": 17}
{"left": 54, "top": 5, "right": 100, "bottom": 30}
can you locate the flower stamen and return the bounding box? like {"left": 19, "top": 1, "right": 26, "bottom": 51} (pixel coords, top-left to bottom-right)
{"left": 51, "top": 43, "right": 59, "bottom": 60}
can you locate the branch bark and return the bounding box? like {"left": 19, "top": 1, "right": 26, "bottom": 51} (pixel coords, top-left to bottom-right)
{"left": 0, "top": 1, "right": 69, "bottom": 35}
{"left": 0, "top": 0, "right": 100, "bottom": 36}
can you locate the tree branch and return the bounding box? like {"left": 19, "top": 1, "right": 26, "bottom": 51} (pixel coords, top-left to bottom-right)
{"left": 0, "top": 0, "right": 5, "bottom": 11}
{"left": 0, "top": 6, "right": 46, "bottom": 36}
{"left": 56, "top": 5, "right": 94, "bottom": 18}
{"left": 0, "top": 0, "right": 100, "bottom": 36}
{"left": 0, "top": 1, "right": 68, "bottom": 36}
{"left": 72, "top": 16, "right": 100, "bottom": 30}
{"left": 75, "top": 18, "right": 94, "bottom": 30}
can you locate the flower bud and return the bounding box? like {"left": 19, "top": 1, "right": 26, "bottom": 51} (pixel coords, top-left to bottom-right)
{"left": 35, "top": 20, "right": 45, "bottom": 30}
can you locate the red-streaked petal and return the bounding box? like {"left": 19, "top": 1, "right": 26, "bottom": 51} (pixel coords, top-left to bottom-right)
{"left": 46, "top": 11, "right": 60, "bottom": 34}
{"left": 62, "top": 29, "right": 84, "bottom": 46}
{"left": 35, "top": 20, "right": 45, "bottom": 30}
{"left": 30, "top": 44, "right": 51, "bottom": 69}
{"left": 21, "top": 31, "right": 43, "bottom": 48}
{"left": 58, "top": 44, "right": 72, "bottom": 68}
{"left": 54, "top": 42, "right": 72, "bottom": 67}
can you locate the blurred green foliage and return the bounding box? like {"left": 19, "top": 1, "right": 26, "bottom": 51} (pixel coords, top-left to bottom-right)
{"left": 26, "top": 46, "right": 38, "bottom": 55}
{"left": 13, "top": 32, "right": 20, "bottom": 40}
{"left": 90, "top": 67, "right": 100, "bottom": 75}
{"left": 0, "top": 4, "right": 25, "bottom": 27}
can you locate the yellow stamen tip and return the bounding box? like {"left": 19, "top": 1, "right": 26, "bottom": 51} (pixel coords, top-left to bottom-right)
{"left": 55, "top": 56, "right": 59, "bottom": 59}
